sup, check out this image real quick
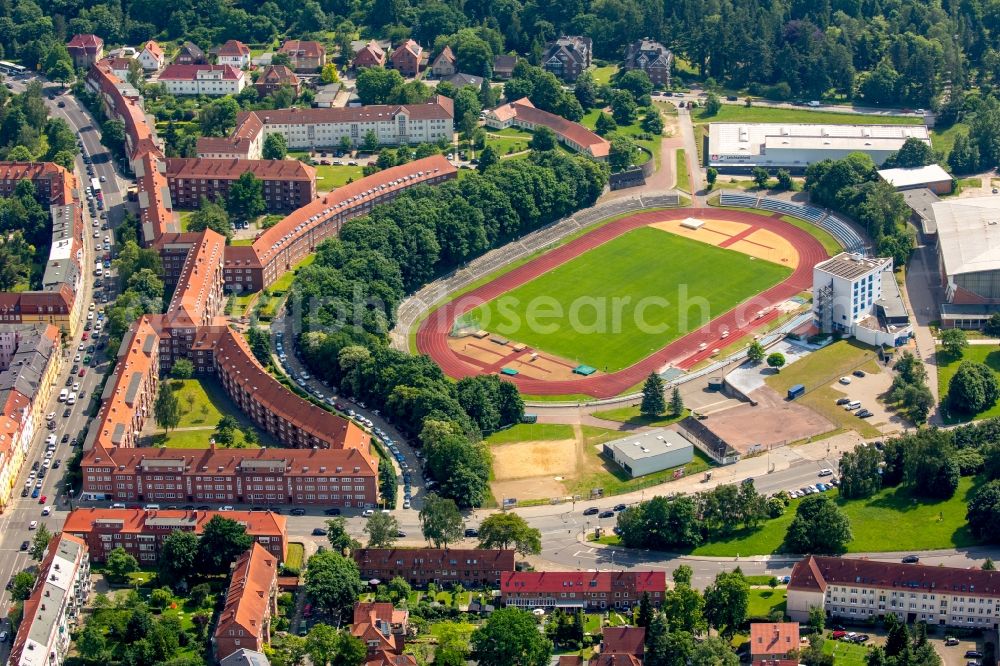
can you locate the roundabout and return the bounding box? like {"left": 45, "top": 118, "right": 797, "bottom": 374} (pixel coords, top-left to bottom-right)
{"left": 415, "top": 207, "right": 829, "bottom": 398}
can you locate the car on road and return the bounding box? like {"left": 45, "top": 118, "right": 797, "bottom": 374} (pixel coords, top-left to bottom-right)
{"left": 28, "top": 520, "right": 37, "bottom": 530}
{"left": 41, "top": 506, "right": 51, "bottom": 516}
{"left": 53, "top": 459, "right": 61, "bottom": 468}
{"left": 218, "top": 505, "right": 234, "bottom": 511}
{"left": 323, "top": 508, "right": 341, "bottom": 516}
{"left": 290, "top": 508, "right": 306, "bottom": 516}
{"left": 945, "top": 638, "right": 960, "bottom": 646}
{"left": 464, "top": 528, "right": 479, "bottom": 537}
{"left": 19, "top": 541, "right": 28, "bottom": 551}
{"left": 583, "top": 507, "right": 599, "bottom": 516}
{"left": 57, "top": 100, "right": 65, "bottom": 107}
{"left": 362, "top": 509, "right": 375, "bottom": 517}
{"left": 311, "top": 528, "right": 328, "bottom": 536}
{"left": 965, "top": 651, "right": 983, "bottom": 659}
{"left": 403, "top": 499, "right": 411, "bottom": 509}
{"left": 818, "top": 468, "right": 833, "bottom": 476}
{"left": 61, "top": 433, "right": 69, "bottom": 443}
{"left": 902, "top": 555, "right": 920, "bottom": 563}
{"left": 614, "top": 504, "right": 627, "bottom": 511}
{"left": 598, "top": 510, "right": 615, "bottom": 518}
{"left": 395, "top": 530, "right": 406, "bottom": 537}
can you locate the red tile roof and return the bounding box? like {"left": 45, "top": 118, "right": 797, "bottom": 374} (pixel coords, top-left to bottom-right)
{"left": 142, "top": 40, "right": 164, "bottom": 60}
{"left": 500, "top": 571, "right": 667, "bottom": 594}
{"left": 789, "top": 555, "right": 1000, "bottom": 597}
{"left": 215, "top": 544, "right": 277, "bottom": 649}
{"left": 258, "top": 65, "right": 300, "bottom": 87}
{"left": 354, "top": 41, "right": 386, "bottom": 66}
{"left": 160, "top": 64, "right": 243, "bottom": 80}
{"left": 68, "top": 34, "right": 103, "bottom": 48}
{"left": 390, "top": 40, "right": 422, "bottom": 61}
{"left": 218, "top": 40, "right": 250, "bottom": 57}
{"left": 355, "top": 548, "right": 515, "bottom": 571}
{"left": 242, "top": 95, "right": 453, "bottom": 127}
{"left": 164, "top": 157, "right": 315, "bottom": 182}
{"left": 494, "top": 97, "right": 610, "bottom": 158}
{"left": 64, "top": 507, "right": 287, "bottom": 541}
{"left": 750, "top": 623, "right": 799, "bottom": 657}
{"left": 601, "top": 627, "right": 645, "bottom": 656}
{"left": 279, "top": 40, "right": 325, "bottom": 58}
{"left": 162, "top": 228, "right": 225, "bottom": 327}
{"left": 252, "top": 154, "right": 455, "bottom": 263}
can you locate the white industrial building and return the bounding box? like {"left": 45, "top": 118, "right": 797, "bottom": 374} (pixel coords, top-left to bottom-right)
{"left": 877, "top": 164, "right": 953, "bottom": 194}
{"left": 813, "top": 252, "right": 911, "bottom": 347}
{"left": 707, "top": 123, "right": 930, "bottom": 172}
{"left": 931, "top": 195, "right": 1000, "bottom": 327}
{"left": 602, "top": 429, "right": 694, "bottom": 478}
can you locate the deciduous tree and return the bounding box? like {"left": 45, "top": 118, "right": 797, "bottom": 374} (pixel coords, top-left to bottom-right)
{"left": 419, "top": 493, "right": 465, "bottom": 547}
{"left": 471, "top": 608, "right": 552, "bottom": 666}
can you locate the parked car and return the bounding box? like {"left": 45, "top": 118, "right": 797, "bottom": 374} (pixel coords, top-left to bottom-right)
{"left": 323, "top": 508, "right": 341, "bottom": 516}
{"left": 853, "top": 370, "right": 866, "bottom": 377}
{"left": 464, "top": 528, "right": 479, "bottom": 538}
{"left": 311, "top": 528, "right": 328, "bottom": 536}
{"left": 583, "top": 507, "right": 599, "bottom": 516}
{"left": 945, "top": 638, "right": 960, "bottom": 646}
{"left": 965, "top": 651, "right": 983, "bottom": 659}
{"left": 598, "top": 510, "right": 615, "bottom": 518}
{"left": 902, "top": 555, "right": 920, "bottom": 564}
{"left": 290, "top": 508, "right": 306, "bottom": 516}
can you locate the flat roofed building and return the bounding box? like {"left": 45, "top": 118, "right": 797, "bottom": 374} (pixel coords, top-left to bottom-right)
{"left": 788, "top": 555, "right": 1000, "bottom": 628}
{"left": 708, "top": 123, "right": 931, "bottom": 171}
{"left": 8, "top": 534, "right": 91, "bottom": 666}
{"left": 812, "top": 252, "right": 910, "bottom": 346}
{"left": 901, "top": 188, "right": 940, "bottom": 240}
{"left": 877, "top": 164, "right": 953, "bottom": 194}
{"left": 932, "top": 196, "right": 1000, "bottom": 312}
{"left": 63, "top": 507, "right": 288, "bottom": 564}
{"left": 159, "top": 64, "right": 247, "bottom": 96}
{"left": 602, "top": 429, "right": 693, "bottom": 478}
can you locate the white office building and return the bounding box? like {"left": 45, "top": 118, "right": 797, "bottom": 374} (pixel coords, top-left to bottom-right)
{"left": 708, "top": 123, "right": 930, "bottom": 171}
{"left": 602, "top": 429, "right": 694, "bottom": 478}
{"left": 8, "top": 534, "right": 91, "bottom": 666}
{"left": 158, "top": 64, "right": 247, "bottom": 96}
{"left": 813, "top": 252, "right": 911, "bottom": 347}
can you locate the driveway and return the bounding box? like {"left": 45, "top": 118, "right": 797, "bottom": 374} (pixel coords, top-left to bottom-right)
{"left": 932, "top": 635, "right": 986, "bottom": 666}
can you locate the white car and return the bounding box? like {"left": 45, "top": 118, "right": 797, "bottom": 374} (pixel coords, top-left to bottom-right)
{"left": 44, "top": 450, "right": 53, "bottom": 459}
{"left": 818, "top": 468, "right": 833, "bottom": 477}
{"left": 838, "top": 376, "right": 851, "bottom": 385}
{"left": 362, "top": 509, "right": 375, "bottom": 517}
{"left": 41, "top": 506, "right": 51, "bottom": 516}
{"left": 28, "top": 521, "right": 37, "bottom": 530}
{"left": 219, "top": 505, "right": 234, "bottom": 511}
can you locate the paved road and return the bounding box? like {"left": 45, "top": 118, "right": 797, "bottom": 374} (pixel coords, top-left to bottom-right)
{"left": 0, "top": 73, "right": 124, "bottom": 630}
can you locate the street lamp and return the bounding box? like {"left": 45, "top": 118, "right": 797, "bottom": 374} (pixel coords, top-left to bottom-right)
{"left": 67, "top": 485, "right": 74, "bottom": 511}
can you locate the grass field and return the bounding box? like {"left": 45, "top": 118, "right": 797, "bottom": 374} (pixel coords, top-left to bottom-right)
{"left": 930, "top": 122, "right": 969, "bottom": 160}
{"left": 485, "top": 128, "right": 533, "bottom": 155}
{"left": 285, "top": 543, "right": 304, "bottom": 570}
{"left": 764, "top": 340, "right": 882, "bottom": 438}
{"left": 149, "top": 378, "right": 271, "bottom": 449}
{"left": 486, "top": 423, "right": 575, "bottom": 445}
{"left": 937, "top": 345, "right": 1000, "bottom": 423}
{"left": 581, "top": 110, "right": 658, "bottom": 167}
{"left": 675, "top": 149, "right": 689, "bottom": 192}
{"left": 466, "top": 227, "right": 791, "bottom": 372}
{"left": 591, "top": 405, "right": 688, "bottom": 427}
{"left": 693, "top": 105, "right": 925, "bottom": 126}
{"left": 748, "top": 588, "right": 787, "bottom": 618}
{"left": 169, "top": 379, "right": 223, "bottom": 428}
{"left": 822, "top": 637, "right": 872, "bottom": 666}
{"left": 313, "top": 163, "right": 365, "bottom": 189}
{"left": 590, "top": 65, "right": 617, "bottom": 85}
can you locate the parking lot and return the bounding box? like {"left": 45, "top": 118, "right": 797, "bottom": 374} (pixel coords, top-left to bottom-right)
{"left": 829, "top": 367, "right": 907, "bottom": 434}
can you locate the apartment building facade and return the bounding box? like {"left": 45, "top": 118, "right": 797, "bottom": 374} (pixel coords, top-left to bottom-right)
{"left": 159, "top": 64, "right": 247, "bottom": 96}
{"left": 500, "top": 571, "right": 667, "bottom": 610}
{"left": 8, "top": 534, "right": 92, "bottom": 666}
{"left": 214, "top": 544, "right": 279, "bottom": 661}
{"left": 164, "top": 158, "right": 316, "bottom": 213}
{"left": 63, "top": 507, "right": 288, "bottom": 564}
{"left": 788, "top": 555, "right": 1000, "bottom": 629}
{"left": 353, "top": 549, "right": 515, "bottom": 588}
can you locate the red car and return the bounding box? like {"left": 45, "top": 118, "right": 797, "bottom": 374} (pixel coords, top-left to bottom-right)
{"left": 78, "top": 368, "right": 86, "bottom": 377}
{"left": 82, "top": 332, "right": 88, "bottom": 340}
{"left": 832, "top": 631, "right": 847, "bottom": 640}
{"left": 38, "top": 495, "right": 46, "bottom": 504}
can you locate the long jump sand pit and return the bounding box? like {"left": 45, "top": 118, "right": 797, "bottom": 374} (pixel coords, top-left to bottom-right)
{"left": 728, "top": 228, "right": 798, "bottom": 267}
{"left": 446, "top": 336, "right": 601, "bottom": 382}
{"left": 651, "top": 218, "right": 798, "bottom": 267}
{"left": 650, "top": 218, "right": 749, "bottom": 246}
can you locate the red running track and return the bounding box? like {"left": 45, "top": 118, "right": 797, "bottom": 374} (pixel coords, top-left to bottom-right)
{"left": 415, "top": 208, "right": 828, "bottom": 398}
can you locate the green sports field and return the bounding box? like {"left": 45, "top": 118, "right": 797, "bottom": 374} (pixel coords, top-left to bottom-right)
{"left": 464, "top": 227, "right": 791, "bottom": 372}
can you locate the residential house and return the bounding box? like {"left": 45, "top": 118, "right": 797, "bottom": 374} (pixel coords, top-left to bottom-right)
{"left": 67, "top": 34, "right": 104, "bottom": 69}
{"left": 220, "top": 650, "right": 271, "bottom": 666}
{"left": 175, "top": 41, "right": 207, "bottom": 65}
{"left": 353, "top": 41, "right": 386, "bottom": 69}
{"left": 354, "top": 548, "right": 515, "bottom": 588}
{"left": 158, "top": 64, "right": 247, "bottom": 96}
{"left": 217, "top": 40, "right": 251, "bottom": 69}
{"left": 138, "top": 40, "right": 164, "bottom": 71}
{"left": 255, "top": 65, "right": 300, "bottom": 97}
{"left": 542, "top": 37, "right": 592, "bottom": 81}
{"left": 621, "top": 39, "right": 673, "bottom": 87}
{"left": 389, "top": 40, "right": 423, "bottom": 77}
{"left": 431, "top": 46, "right": 457, "bottom": 78}
{"left": 485, "top": 97, "right": 610, "bottom": 160}
{"left": 352, "top": 602, "right": 408, "bottom": 656}
{"left": 492, "top": 54, "right": 518, "bottom": 80}
{"left": 278, "top": 40, "right": 325, "bottom": 72}
{"left": 750, "top": 623, "right": 800, "bottom": 665}
{"left": 213, "top": 544, "right": 279, "bottom": 661}
{"left": 592, "top": 627, "right": 645, "bottom": 666}
{"left": 500, "top": 571, "right": 666, "bottom": 610}
{"left": 444, "top": 73, "right": 483, "bottom": 88}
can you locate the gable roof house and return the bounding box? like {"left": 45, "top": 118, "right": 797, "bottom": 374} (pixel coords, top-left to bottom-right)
{"left": 353, "top": 41, "right": 387, "bottom": 69}
{"left": 255, "top": 65, "right": 300, "bottom": 97}
{"left": 542, "top": 37, "right": 592, "bottom": 81}
{"left": 431, "top": 46, "right": 457, "bottom": 78}
{"left": 492, "top": 54, "right": 518, "bottom": 80}
{"left": 67, "top": 34, "right": 104, "bottom": 69}
{"left": 138, "top": 40, "right": 164, "bottom": 71}
{"left": 621, "top": 39, "right": 673, "bottom": 86}
{"left": 216, "top": 40, "right": 251, "bottom": 69}
{"left": 175, "top": 41, "right": 207, "bottom": 65}
{"left": 213, "top": 543, "right": 279, "bottom": 661}
{"left": 389, "top": 40, "right": 424, "bottom": 77}
{"left": 278, "top": 40, "right": 326, "bottom": 72}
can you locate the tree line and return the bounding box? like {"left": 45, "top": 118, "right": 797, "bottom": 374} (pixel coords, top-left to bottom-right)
{"left": 294, "top": 150, "right": 607, "bottom": 507}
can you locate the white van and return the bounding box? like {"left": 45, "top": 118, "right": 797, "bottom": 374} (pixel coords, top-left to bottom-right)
{"left": 58, "top": 388, "right": 68, "bottom": 402}
{"left": 144, "top": 503, "right": 160, "bottom": 510}
{"left": 844, "top": 400, "right": 862, "bottom": 411}
{"left": 66, "top": 391, "right": 77, "bottom": 405}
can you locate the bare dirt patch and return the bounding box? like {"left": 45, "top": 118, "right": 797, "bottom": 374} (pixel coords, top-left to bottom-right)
{"left": 492, "top": 439, "right": 579, "bottom": 480}
{"left": 695, "top": 386, "right": 834, "bottom": 452}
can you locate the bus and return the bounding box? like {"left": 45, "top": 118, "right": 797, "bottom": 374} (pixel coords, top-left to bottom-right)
{"left": 90, "top": 177, "right": 101, "bottom": 194}
{"left": 0, "top": 61, "right": 26, "bottom": 76}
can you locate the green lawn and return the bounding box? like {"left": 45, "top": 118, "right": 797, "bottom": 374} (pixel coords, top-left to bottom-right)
{"left": 565, "top": 426, "right": 714, "bottom": 497}
{"left": 580, "top": 110, "right": 658, "bottom": 167}
{"left": 150, "top": 379, "right": 270, "bottom": 448}
{"left": 591, "top": 405, "right": 688, "bottom": 427}
{"left": 169, "top": 379, "right": 224, "bottom": 428}
{"left": 590, "top": 65, "right": 618, "bottom": 86}
{"left": 485, "top": 128, "right": 533, "bottom": 155}
{"left": 230, "top": 237, "right": 254, "bottom": 246}
{"left": 688, "top": 478, "right": 977, "bottom": 556}
{"left": 465, "top": 227, "right": 791, "bottom": 372}
{"left": 269, "top": 254, "right": 316, "bottom": 294}
{"left": 693, "top": 105, "right": 925, "bottom": 126}
{"left": 748, "top": 588, "right": 787, "bottom": 618}
{"left": 151, "top": 429, "right": 261, "bottom": 449}
{"left": 937, "top": 345, "right": 1000, "bottom": 423}
{"left": 313, "top": 163, "right": 365, "bottom": 189}
{"left": 486, "top": 423, "right": 575, "bottom": 445}
{"left": 177, "top": 210, "right": 194, "bottom": 231}
{"left": 675, "top": 149, "right": 689, "bottom": 192}
{"left": 285, "top": 542, "right": 304, "bottom": 569}
{"left": 930, "top": 122, "right": 968, "bottom": 160}
{"left": 822, "top": 637, "right": 872, "bottom": 666}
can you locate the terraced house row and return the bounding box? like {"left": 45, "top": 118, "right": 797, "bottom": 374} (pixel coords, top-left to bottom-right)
{"left": 79, "top": 51, "right": 462, "bottom": 507}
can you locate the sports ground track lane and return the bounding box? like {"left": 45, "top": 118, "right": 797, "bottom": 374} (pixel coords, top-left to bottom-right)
{"left": 416, "top": 208, "right": 828, "bottom": 398}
